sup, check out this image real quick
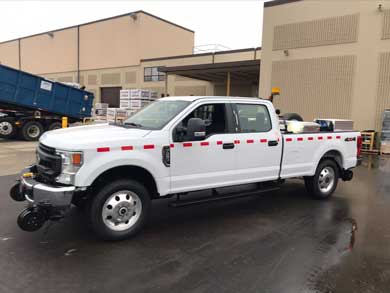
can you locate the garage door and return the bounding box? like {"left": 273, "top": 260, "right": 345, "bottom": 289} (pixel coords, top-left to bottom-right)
{"left": 101, "top": 87, "right": 121, "bottom": 107}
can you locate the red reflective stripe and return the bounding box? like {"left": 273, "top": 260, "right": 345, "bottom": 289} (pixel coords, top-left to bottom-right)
{"left": 234, "top": 140, "right": 240, "bottom": 144}
{"left": 200, "top": 141, "right": 209, "bottom": 146}
{"left": 170, "top": 144, "right": 174, "bottom": 148}
{"left": 121, "top": 146, "right": 133, "bottom": 151}
{"left": 97, "top": 147, "right": 110, "bottom": 152}
{"left": 336, "top": 136, "right": 341, "bottom": 139}
{"left": 297, "top": 137, "right": 303, "bottom": 141}
{"left": 308, "top": 137, "right": 314, "bottom": 141}
{"left": 183, "top": 143, "right": 192, "bottom": 147}
{"left": 217, "top": 141, "right": 223, "bottom": 145}
{"left": 286, "top": 138, "right": 292, "bottom": 142}
{"left": 260, "top": 139, "right": 267, "bottom": 143}
{"left": 327, "top": 136, "right": 332, "bottom": 140}
{"left": 318, "top": 136, "right": 323, "bottom": 140}
{"left": 144, "top": 144, "right": 155, "bottom": 149}
{"left": 246, "top": 139, "right": 254, "bottom": 144}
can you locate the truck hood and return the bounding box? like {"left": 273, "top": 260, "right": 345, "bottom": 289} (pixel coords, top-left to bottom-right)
{"left": 40, "top": 123, "right": 152, "bottom": 150}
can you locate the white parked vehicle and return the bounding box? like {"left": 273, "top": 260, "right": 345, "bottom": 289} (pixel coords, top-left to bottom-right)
{"left": 10, "top": 96, "right": 362, "bottom": 240}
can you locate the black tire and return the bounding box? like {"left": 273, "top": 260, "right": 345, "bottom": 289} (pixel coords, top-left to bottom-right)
{"left": 48, "top": 122, "right": 62, "bottom": 131}
{"left": 87, "top": 179, "right": 151, "bottom": 241}
{"left": 21, "top": 121, "right": 44, "bottom": 141}
{"left": 0, "top": 117, "right": 17, "bottom": 139}
{"left": 283, "top": 113, "right": 303, "bottom": 121}
{"left": 305, "top": 159, "right": 339, "bottom": 199}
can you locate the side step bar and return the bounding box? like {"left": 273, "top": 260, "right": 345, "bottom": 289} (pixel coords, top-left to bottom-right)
{"left": 169, "top": 186, "right": 280, "bottom": 208}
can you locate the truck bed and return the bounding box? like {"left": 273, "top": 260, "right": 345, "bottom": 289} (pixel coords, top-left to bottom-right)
{"left": 281, "top": 131, "right": 360, "bottom": 178}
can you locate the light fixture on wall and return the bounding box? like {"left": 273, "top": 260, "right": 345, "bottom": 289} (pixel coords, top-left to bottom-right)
{"left": 283, "top": 49, "right": 289, "bottom": 56}
{"left": 129, "top": 12, "right": 138, "bottom": 21}
{"left": 378, "top": 3, "right": 383, "bottom": 11}
{"left": 47, "top": 32, "right": 54, "bottom": 38}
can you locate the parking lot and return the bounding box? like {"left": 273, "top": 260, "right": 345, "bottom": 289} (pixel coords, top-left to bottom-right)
{"left": 0, "top": 140, "right": 388, "bottom": 292}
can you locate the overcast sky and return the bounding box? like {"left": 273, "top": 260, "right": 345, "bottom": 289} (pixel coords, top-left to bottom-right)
{"left": 0, "top": 0, "right": 266, "bottom": 50}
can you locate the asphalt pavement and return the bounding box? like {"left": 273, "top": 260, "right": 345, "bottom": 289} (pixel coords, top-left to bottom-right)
{"left": 0, "top": 155, "right": 389, "bottom": 293}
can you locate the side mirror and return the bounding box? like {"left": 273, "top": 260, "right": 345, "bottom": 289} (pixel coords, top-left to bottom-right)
{"left": 186, "top": 118, "right": 206, "bottom": 141}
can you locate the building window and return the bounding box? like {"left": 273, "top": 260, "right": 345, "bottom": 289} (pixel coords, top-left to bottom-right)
{"left": 144, "top": 67, "right": 166, "bottom": 82}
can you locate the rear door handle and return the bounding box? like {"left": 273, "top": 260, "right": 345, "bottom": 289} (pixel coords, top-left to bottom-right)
{"left": 222, "top": 143, "right": 235, "bottom": 149}
{"left": 268, "top": 140, "right": 278, "bottom": 147}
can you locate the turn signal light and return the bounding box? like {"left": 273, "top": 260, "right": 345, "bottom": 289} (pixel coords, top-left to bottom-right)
{"left": 72, "top": 153, "right": 82, "bottom": 165}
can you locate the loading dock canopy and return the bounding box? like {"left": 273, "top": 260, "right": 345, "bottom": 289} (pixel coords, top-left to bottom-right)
{"left": 159, "top": 60, "right": 260, "bottom": 83}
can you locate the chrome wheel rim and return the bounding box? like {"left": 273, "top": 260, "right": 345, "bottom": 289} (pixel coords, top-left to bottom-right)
{"left": 102, "top": 190, "right": 142, "bottom": 231}
{"left": 318, "top": 166, "right": 335, "bottom": 193}
{"left": 27, "top": 125, "right": 40, "bottom": 138}
{"left": 0, "top": 121, "right": 12, "bottom": 136}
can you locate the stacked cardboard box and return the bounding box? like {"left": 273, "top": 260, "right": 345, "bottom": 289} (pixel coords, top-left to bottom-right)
{"left": 119, "top": 89, "right": 158, "bottom": 110}
{"left": 95, "top": 103, "right": 109, "bottom": 116}
{"left": 381, "top": 110, "right": 390, "bottom": 154}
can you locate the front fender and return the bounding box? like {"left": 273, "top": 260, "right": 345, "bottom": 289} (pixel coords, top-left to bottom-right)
{"left": 74, "top": 148, "right": 170, "bottom": 195}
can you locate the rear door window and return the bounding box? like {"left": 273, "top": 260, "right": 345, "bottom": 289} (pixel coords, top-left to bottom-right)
{"left": 236, "top": 103, "right": 272, "bottom": 133}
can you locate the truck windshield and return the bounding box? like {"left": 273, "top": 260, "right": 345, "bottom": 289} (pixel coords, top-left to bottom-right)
{"left": 124, "top": 100, "right": 190, "bottom": 130}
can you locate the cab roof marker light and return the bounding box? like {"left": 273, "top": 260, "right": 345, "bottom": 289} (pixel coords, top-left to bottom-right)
{"left": 144, "top": 145, "right": 155, "bottom": 150}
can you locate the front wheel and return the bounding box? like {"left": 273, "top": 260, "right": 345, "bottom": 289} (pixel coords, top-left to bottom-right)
{"left": 87, "top": 179, "right": 151, "bottom": 240}
{"left": 305, "top": 159, "right": 339, "bottom": 199}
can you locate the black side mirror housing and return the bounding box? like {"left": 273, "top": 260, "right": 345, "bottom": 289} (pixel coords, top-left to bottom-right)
{"left": 186, "top": 118, "right": 206, "bottom": 141}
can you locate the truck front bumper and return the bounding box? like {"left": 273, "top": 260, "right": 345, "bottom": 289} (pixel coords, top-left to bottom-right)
{"left": 10, "top": 165, "right": 76, "bottom": 232}
{"left": 11, "top": 166, "right": 75, "bottom": 207}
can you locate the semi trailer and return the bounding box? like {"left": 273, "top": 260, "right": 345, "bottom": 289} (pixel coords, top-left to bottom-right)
{"left": 0, "top": 64, "right": 94, "bottom": 140}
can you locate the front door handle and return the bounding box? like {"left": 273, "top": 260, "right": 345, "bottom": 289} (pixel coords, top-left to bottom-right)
{"left": 223, "top": 143, "right": 235, "bottom": 149}
{"left": 268, "top": 140, "right": 278, "bottom": 147}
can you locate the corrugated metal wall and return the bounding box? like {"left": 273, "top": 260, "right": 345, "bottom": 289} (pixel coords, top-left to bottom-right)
{"left": 375, "top": 52, "right": 390, "bottom": 130}
{"left": 273, "top": 14, "right": 359, "bottom": 50}
{"left": 382, "top": 10, "right": 390, "bottom": 39}
{"left": 271, "top": 55, "right": 356, "bottom": 121}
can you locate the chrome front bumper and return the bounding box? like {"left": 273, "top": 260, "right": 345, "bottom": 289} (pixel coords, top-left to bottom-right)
{"left": 13, "top": 166, "right": 75, "bottom": 208}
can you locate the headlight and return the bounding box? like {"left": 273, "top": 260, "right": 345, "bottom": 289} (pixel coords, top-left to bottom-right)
{"left": 55, "top": 150, "right": 83, "bottom": 184}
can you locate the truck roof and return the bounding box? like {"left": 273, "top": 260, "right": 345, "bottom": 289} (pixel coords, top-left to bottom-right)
{"left": 159, "top": 96, "right": 267, "bottom": 103}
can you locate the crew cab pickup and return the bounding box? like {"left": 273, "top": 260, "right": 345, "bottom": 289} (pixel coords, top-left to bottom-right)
{"left": 10, "top": 96, "right": 362, "bottom": 240}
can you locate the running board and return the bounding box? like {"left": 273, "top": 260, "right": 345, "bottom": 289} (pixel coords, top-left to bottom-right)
{"left": 169, "top": 187, "right": 280, "bottom": 208}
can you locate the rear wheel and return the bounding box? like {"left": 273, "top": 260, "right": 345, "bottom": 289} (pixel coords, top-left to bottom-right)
{"left": 87, "top": 179, "right": 151, "bottom": 240}
{"left": 0, "top": 117, "right": 17, "bottom": 139}
{"left": 21, "top": 121, "right": 44, "bottom": 141}
{"left": 48, "top": 122, "right": 62, "bottom": 131}
{"left": 305, "top": 159, "right": 339, "bottom": 199}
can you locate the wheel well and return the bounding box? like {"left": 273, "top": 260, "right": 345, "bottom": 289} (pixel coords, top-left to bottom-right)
{"left": 89, "top": 165, "right": 159, "bottom": 199}
{"left": 320, "top": 150, "right": 343, "bottom": 172}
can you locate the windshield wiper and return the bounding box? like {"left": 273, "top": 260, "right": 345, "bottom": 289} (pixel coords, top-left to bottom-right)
{"left": 124, "top": 122, "right": 143, "bottom": 128}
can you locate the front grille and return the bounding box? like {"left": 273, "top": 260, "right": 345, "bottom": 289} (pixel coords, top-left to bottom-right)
{"left": 36, "top": 143, "right": 62, "bottom": 180}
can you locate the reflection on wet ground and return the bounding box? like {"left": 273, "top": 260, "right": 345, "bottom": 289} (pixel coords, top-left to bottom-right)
{"left": 0, "top": 155, "right": 389, "bottom": 293}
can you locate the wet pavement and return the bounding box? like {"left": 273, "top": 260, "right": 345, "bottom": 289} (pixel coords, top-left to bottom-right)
{"left": 0, "top": 155, "right": 389, "bottom": 293}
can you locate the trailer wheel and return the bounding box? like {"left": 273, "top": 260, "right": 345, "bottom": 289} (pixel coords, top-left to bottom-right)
{"left": 48, "top": 122, "right": 62, "bottom": 131}
{"left": 87, "top": 179, "right": 151, "bottom": 241}
{"left": 305, "top": 159, "right": 339, "bottom": 199}
{"left": 21, "top": 121, "right": 44, "bottom": 141}
{"left": 0, "top": 117, "right": 17, "bottom": 139}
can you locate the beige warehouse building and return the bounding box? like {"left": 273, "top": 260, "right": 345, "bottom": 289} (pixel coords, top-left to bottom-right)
{"left": 260, "top": 0, "right": 390, "bottom": 131}
{"left": 0, "top": 10, "right": 261, "bottom": 107}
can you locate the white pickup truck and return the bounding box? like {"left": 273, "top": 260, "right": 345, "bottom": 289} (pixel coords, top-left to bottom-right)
{"left": 10, "top": 96, "right": 362, "bottom": 240}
